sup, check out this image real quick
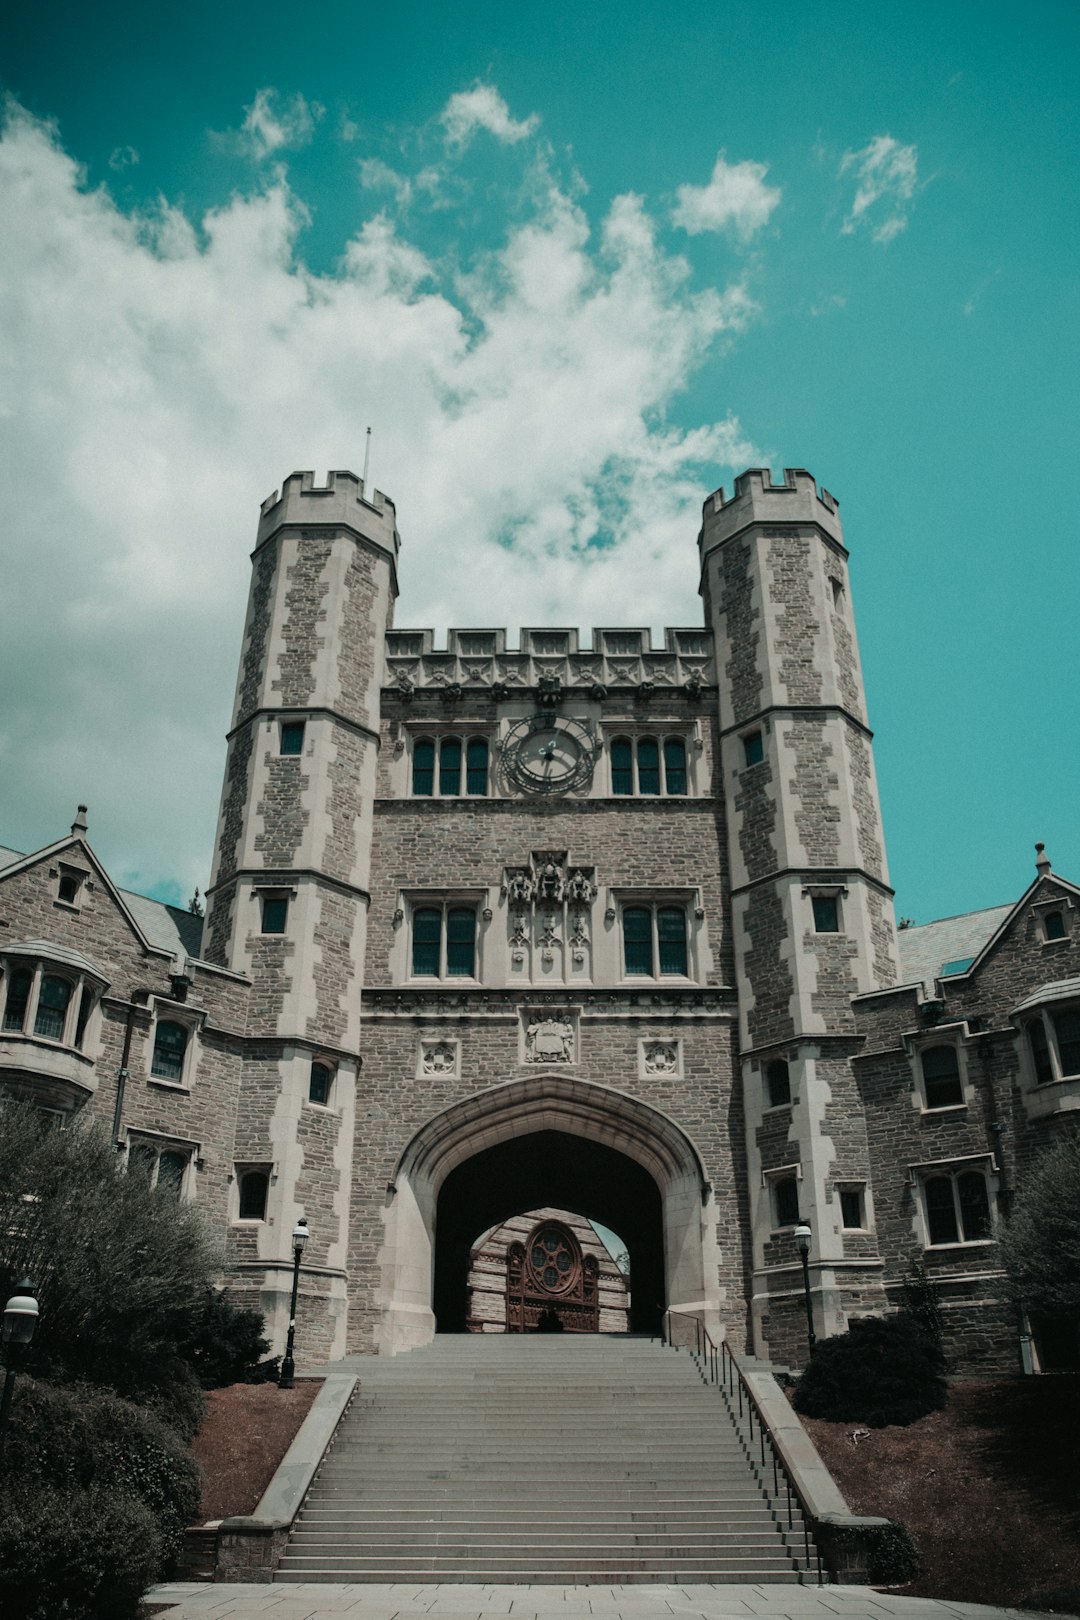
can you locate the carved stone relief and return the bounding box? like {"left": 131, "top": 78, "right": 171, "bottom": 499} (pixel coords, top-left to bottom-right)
{"left": 523, "top": 1012, "right": 576, "bottom": 1065}
{"left": 420, "top": 1039, "right": 459, "bottom": 1076}
{"left": 641, "top": 1038, "right": 681, "bottom": 1076}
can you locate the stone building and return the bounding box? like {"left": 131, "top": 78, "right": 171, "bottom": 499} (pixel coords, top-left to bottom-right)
{"left": 1, "top": 466, "right": 1076, "bottom": 1373}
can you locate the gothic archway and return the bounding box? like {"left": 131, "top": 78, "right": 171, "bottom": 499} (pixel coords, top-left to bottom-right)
{"left": 376, "top": 1073, "right": 718, "bottom": 1353}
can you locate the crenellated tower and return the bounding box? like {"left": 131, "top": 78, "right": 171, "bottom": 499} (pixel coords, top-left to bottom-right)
{"left": 700, "top": 468, "right": 897, "bottom": 1360}
{"left": 205, "top": 470, "right": 399, "bottom": 1358}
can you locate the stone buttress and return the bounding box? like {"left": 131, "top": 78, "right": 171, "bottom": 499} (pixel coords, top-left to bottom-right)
{"left": 700, "top": 469, "right": 899, "bottom": 1362}
{"left": 204, "top": 470, "right": 399, "bottom": 1358}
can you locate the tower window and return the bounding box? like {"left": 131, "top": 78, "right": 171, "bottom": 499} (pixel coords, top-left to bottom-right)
{"left": 260, "top": 894, "right": 289, "bottom": 935}
{"left": 412, "top": 735, "right": 489, "bottom": 796}
{"left": 743, "top": 731, "right": 764, "bottom": 767}
{"left": 772, "top": 1175, "right": 801, "bottom": 1228}
{"left": 411, "top": 905, "right": 477, "bottom": 979}
{"left": 765, "top": 1058, "right": 791, "bottom": 1108}
{"left": 309, "top": 1061, "right": 334, "bottom": 1106}
{"left": 839, "top": 1186, "right": 866, "bottom": 1229}
{"left": 280, "top": 721, "right": 305, "bottom": 756}
{"left": 622, "top": 905, "right": 689, "bottom": 978}
{"left": 812, "top": 896, "right": 840, "bottom": 933}
{"left": 238, "top": 1170, "right": 269, "bottom": 1221}
{"left": 610, "top": 735, "right": 691, "bottom": 796}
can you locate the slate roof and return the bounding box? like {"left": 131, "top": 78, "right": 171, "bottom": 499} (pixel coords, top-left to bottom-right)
{"left": 0, "top": 842, "right": 205, "bottom": 961}
{"left": 896, "top": 903, "right": 1014, "bottom": 988}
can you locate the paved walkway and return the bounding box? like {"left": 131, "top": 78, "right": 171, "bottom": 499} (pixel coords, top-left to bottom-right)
{"left": 144, "top": 1583, "right": 1052, "bottom": 1620}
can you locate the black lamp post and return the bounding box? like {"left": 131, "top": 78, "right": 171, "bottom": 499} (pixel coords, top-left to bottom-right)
{"left": 793, "top": 1222, "right": 816, "bottom": 1355}
{"left": 278, "top": 1219, "right": 309, "bottom": 1390}
{"left": 0, "top": 1279, "right": 39, "bottom": 1463}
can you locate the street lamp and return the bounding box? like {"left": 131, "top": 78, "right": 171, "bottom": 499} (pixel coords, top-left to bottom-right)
{"left": 0, "top": 1279, "right": 39, "bottom": 1462}
{"left": 278, "top": 1219, "right": 310, "bottom": 1390}
{"left": 793, "top": 1223, "right": 816, "bottom": 1355}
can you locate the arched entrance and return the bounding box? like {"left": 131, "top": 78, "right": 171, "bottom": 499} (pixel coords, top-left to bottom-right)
{"left": 434, "top": 1131, "right": 662, "bottom": 1333}
{"left": 376, "top": 1073, "right": 719, "bottom": 1354}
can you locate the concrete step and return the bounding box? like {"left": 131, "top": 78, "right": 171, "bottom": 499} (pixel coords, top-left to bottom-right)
{"left": 276, "top": 1569, "right": 803, "bottom": 1586}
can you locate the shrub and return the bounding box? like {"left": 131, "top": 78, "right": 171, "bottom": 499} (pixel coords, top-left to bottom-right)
{"left": 0, "top": 1481, "right": 161, "bottom": 1620}
{"left": 793, "top": 1313, "right": 948, "bottom": 1427}
{"left": 864, "top": 1519, "right": 920, "bottom": 1584}
{"left": 2, "top": 1378, "right": 201, "bottom": 1564}
{"left": 182, "top": 1288, "right": 277, "bottom": 1388}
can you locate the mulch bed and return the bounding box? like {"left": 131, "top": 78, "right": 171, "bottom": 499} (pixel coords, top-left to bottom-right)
{"left": 800, "top": 1377, "right": 1080, "bottom": 1608}
{"left": 190, "top": 1378, "right": 322, "bottom": 1521}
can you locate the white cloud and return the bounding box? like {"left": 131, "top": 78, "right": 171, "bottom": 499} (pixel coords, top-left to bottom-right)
{"left": 672, "top": 153, "right": 781, "bottom": 239}
{"left": 0, "top": 98, "right": 758, "bottom": 901}
{"left": 441, "top": 84, "right": 539, "bottom": 149}
{"left": 240, "top": 88, "right": 321, "bottom": 159}
{"left": 840, "top": 134, "right": 918, "bottom": 244}
{"left": 108, "top": 145, "right": 139, "bottom": 171}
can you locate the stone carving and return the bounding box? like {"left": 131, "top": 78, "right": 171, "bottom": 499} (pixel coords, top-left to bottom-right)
{"left": 538, "top": 917, "right": 560, "bottom": 948}
{"left": 525, "top": 1014, "right": 575, "bottom": 1064}
{"left": 504, "top": 868, "right": 534, "bottom": 903}
{"left": 536, "top": 672, "right": 563, "bottom": 706}
{"left": 643, "top": 1040, "right": 679, "bottom": 1074}
{"left": 421, "top": 1040, "right": 457, "bottom": 1075}
{"left": 566, "top": 868, "right": 595, "bottom": 903}
{"left": 537, "top": 858, "right": 563, "bottom": 902}
{"left": 509, "top": 914, "right": 529, "bottom": 947}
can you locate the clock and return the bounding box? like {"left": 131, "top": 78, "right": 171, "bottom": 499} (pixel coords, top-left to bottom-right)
{"left": 500, "top": 715, "right": 597, "bottom": 796}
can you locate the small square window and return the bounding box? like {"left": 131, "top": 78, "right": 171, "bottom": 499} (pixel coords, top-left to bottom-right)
{"left": 812, "top": 895, "right": 840, "bottom": 933}
{"left": 280, "top": 721, "right": 305, "bottom": 756}
{"left": 743, "top": 731, "right": 764, "bottom": 767}
{"left": 57, "top": 868, "right": 86, "bottom": 906}
{"left": 261, "top": 895, "right": 288, "bottom": 934}
{"left": 765, "top": 1058, "right": 791, "bottom": 1108}
{"left": 840, "top": 1187, "right": 865, "bottom": 1229}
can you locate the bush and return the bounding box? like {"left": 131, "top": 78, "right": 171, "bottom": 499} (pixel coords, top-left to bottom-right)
{"left": 0, "top": 1481, "right": 161, "bottom": 1620}
{"left": 182, "top": 1288, "right": 277, "bottom": 1388}
{"left": 0, "top": 1102, "right": 220, "bottom": 1404}
{"left": 2, "top": 1378, "right": 201, "bottom": 1564}
{"left": 864, "top": 1519, "right": 920, "bottom": 1584}
{"left": 793, "top": 1313, "right": 948, "bottom": 1427}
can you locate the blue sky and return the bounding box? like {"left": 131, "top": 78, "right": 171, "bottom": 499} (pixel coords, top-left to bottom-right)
{"left": 1, "top": 0, "right": 1077, "bottom": 925}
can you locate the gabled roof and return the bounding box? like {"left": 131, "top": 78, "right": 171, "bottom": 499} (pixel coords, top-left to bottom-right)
{"left": 0, "top": 834, "right": 204, "bottom": 962}
{"left": 897, "top": 904, "right": 1014, "bottom": 987}
{"left": 897, "top": 866, "right": 1080, "bottom": 990}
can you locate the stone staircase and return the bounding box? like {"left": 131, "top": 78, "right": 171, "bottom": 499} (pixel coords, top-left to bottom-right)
{"left": 276, "top": 1333, "right": 806, "bottom": 1584}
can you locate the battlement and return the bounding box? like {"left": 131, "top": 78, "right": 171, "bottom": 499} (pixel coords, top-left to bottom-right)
{"left": 698, "top": 467, "right": 844, "bottom": 556}
{"left": 384, "top": 626, "right": 714, "bottom": 696}
{"left": 256, "top": 469, "right": 400, "bottom": 554}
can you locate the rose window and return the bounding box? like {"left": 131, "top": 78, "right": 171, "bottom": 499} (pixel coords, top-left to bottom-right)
{"left": 527, "top": 1225, "right": 577, "bottom": 1294}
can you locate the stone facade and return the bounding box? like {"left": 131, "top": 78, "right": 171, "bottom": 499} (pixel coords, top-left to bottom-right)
{"left": 2, "top": 466, "right": 1077, "bottom": 1375}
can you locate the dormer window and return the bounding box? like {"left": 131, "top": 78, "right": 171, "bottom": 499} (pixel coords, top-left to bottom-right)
{"left": 1044, "top": 911, "right": 1067, "bottom": 941}
{"left": 56, "top": 865, "right": 88, "bottom": 907}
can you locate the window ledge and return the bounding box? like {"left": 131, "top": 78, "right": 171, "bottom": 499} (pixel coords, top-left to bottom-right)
{"left": 1041, "top": 937, "right": 1071, "bottom": 948}
{"left": 919, "top": 1103, "right": 968, "bottom": 1116}
{"left": 924, "top": 1239, "right": 995, "bottom": 1253}
{"left": 148, "top": 1078, "right": 191, "bottom": 1094}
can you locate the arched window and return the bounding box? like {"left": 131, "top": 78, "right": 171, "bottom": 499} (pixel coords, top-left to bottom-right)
{"left": 611, "top": 737, "right": 633, "bottom": 796}
{"left": 623, "top": 907, "right": 652, "bottom": 974}
{"left": 766, "top": 1059, "right": 791, "bottom": 1108}
{"left": 34, "top": 975, "right": 72, "bottom": 1040}
{"left": 412, "top": 908, "right": 441, "bottom": 976}
{"left": 238, "top": 1171, "right": 269, "bottom": 1221}
{"left": 151, "top": 1020, "right": 189, "bottom": 1083}
{"left": 412, "top": 737, "right": 435, "bottom": 796}
{"left": 157, "top": 1151, "right": 188, "bottom": 1201}
{"left": 920, "top": 1045, "right": 963, "bottom": 1109}
{"left": 466, "top": 737, "right": 489, "bottom": 796}
{"left": 2, "top": 967, "right": 33, "bottom": 1033}
{"left": 439, "top": 737, "right": 462, "bottom": 796}
{"left": 309, "top": 1061, "right": 333, "bottom": 1106}
{"left": 636, "top": 737, "right": 660, "bottom": 795}
{"left": 663, "top": 737, "right": 687, "bottom": 795}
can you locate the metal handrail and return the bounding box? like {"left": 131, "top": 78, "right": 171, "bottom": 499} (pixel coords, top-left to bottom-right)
{"left": 659, "top": 1308, "right": 824, "bottom": 1584}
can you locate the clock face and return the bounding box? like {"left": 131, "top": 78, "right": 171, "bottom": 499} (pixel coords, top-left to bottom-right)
{"left": 501, "top": 715, "right": 596, "bottom": 796}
